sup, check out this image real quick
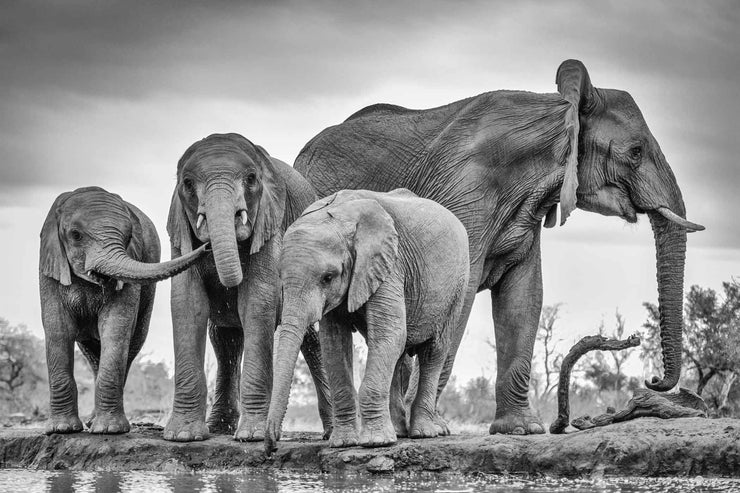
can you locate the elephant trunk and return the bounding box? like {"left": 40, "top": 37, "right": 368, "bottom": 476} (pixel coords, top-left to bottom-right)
{"left": 204, "top": 183, "right": 243, "bottom": 288}
{"left": 645, "top": 209, "right": 687, "bottom": 392}
{"left": 265, "top": 318, "right": 308, "bottom": 453}
{"left": 90, "top": 243, "right": 209, "bottom": 284}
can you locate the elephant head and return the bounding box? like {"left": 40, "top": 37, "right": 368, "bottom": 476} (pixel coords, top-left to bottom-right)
{"left": 265, "top": 193, "right": 398, "bottom": 446}
{"left": 40, "top": 187, "right": 208, "bottom": 288}
{"left": 167, "top": 133, "right": 286, "bottom": 288}
{"left": 555, "top": 60, "right": 704, "bottom": 391}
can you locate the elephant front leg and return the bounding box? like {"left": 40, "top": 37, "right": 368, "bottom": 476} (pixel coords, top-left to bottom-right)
{"left": 164, "top": 270, "right": 210, "bottom": 442}
{"left": 89, "top": 285, "right": 140, "bottom": 434}
{"left": 489, "top": 238, "right": 545, "bottom": 435}
{"left": 234, "top": 253, "right": 279, "bottom": 442}
{"left": 207, "top": 323, "right": 243, "bottom": 434}
{"left": 41, "top": 286, "right": 82, "bottom": 435}
{"left": 320, "top": 313, "right": 359, "bottom": 448}
{"left": 359, "top": 278, "right": 406, "bottom": 448}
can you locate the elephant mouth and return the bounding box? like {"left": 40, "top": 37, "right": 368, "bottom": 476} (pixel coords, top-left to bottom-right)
{"left": 82, "top": 270, "right": 124, "bottom": 290}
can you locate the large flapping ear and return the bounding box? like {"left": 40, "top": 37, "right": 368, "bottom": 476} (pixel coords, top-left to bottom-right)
{"left": 167, "top": 188, "right": 193, "bottom": 255}
{"left": 330, "top": 198, "right": 399, "bottom": 313}
{"left": 555, "top": 59, "right": 598, "bottom": 225}
{"left": 248, "top": 144, "right": 287, "bottom": 254}
{"left": 39, "top": 192, "right": 73, "bottom": 285}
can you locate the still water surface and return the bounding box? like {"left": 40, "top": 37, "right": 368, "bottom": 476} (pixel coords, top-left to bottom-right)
{"left": 1, "top": 470, "right": 738, "bottom": 493}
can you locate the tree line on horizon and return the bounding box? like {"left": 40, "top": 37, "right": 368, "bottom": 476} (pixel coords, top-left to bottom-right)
{"left": 1, "top": 279, "right": 738, "bottom": 427}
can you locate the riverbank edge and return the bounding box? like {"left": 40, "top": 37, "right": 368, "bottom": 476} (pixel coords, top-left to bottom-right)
{"left": 1, "top": 417, "right": 738, "bottom": 477}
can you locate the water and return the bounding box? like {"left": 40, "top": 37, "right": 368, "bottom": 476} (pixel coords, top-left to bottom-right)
{"left": 0, "top": 470, "right": 738, "bottom": 493}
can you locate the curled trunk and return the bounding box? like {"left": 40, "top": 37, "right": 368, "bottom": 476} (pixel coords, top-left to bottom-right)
{"left": 92, "top": 243, "right": 209, "bottom": 283}
{"left": 645, "top": 211, "right": 687, "bottom": 391}
{"left": 204, "top": 186, "right": 243, "bottom": 288}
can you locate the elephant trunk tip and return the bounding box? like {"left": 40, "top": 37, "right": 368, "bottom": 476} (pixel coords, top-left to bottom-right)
{"left": 645, "top": 374, "right": 679, "bottom": 392}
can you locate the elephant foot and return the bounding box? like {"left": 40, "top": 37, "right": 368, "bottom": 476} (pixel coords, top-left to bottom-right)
{"left": 163, "top": 414, "right": 209, "bottom": 442}
{"left": 45, "top": 414, "right": 83, "bottom": 435}
{"left": 234, "top": 415, "right": 266, "bottom": 442}
{"left": 359, "top": 417, "right": 397, "bottom": 448}
{"left": 206, "top": 408, "right": 240, "bottom": 435}
{"left": 83, "top": 411, "right": 95, "bottom": 429}
{"left": 328, "top": 422, "right": 359, "bottom": 448}
{"left": 432, "top": 410, "right": 450, "bottom": 436}
{"left": 89, "top": 411, "right": 130, "bottom": 434}
{"left": 409, "top": 414, "right": 438, "bottom": 439}
{"left": 489, "top": 408, "right": 545, "bottom": 435}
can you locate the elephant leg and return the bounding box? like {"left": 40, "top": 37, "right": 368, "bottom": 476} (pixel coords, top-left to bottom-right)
{"left": 164, "top": 269, "right": 210, "bottom": 442}
{"left": 389, "top": 355, "right": 412, "bottom": 437}
{"left": 489, "top": 236, "right": 545, "bottom": 435}
{"left": 300, "top": 325, "right": 333, "bottom": 440}
{"left": 76, "top": 339, "right": 100, "bottom": 428}
{"left": 234, "top": 240, "right": 279, "bottom": 442}
{"left": 320, "top": 312, "right": 358, "bottom": 448}
{"left": 409, "top": 339, "right": 446, "bottom": 439}
{"left": 41, "top": 281, "right": 82, "bottom": 435}
{"left": 89, "top": 284, "right": 140, "bottom": 434}
{"left": 430, "top": 260, "right": 483, "bottom": 435}
{"left": 358, "top": 277, "right": 406, "bottom": 448}
{"left": 207, "top": 323, "right": 243, "bottom": 434}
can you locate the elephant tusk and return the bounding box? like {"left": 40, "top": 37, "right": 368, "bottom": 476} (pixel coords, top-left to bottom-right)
{"left": 115, "top": 280, "right": 124, "bottom": 291}
{"left": 656, "top": 207, "right": 705, "bottom": 232}
{"left": 240, "top": 210, "right": 248, "bottom": 226}
{"left": 196, "top": 213, "right": 205, "bottom": 230}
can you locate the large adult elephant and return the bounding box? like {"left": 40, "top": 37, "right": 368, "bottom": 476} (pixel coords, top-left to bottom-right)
{"left": 163, "top": 133, "right": 331, "bottom": 442}
{"left": 295, "top": 59, "right": 704, "bottom": 435}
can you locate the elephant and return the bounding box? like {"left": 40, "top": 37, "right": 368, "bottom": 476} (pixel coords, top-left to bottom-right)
{"left": 39, "top": 186, "right": 208, "bottom": 435}
{"left": 163, "top": 133, "right": 332, "bottom": 442}
{"left": 264, "top": 188, "right": 470, "bottom": 452}
{"left": 294, "top": 59, "right": 705, "bottom": 435}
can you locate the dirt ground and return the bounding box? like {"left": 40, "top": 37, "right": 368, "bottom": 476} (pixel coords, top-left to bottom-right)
{"left": 1, "top": 417, "right": 739, "bottom": 477}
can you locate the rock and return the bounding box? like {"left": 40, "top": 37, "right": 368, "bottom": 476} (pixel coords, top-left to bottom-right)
{"left": 366, "top": 456, "right": 394, "bottom": 473}
{"left": 0, "top": 418, "right": 738, "bottom": 477}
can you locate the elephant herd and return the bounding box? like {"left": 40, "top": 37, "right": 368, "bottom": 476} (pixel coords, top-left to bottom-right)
{"left": 38, "top": 60, "right": 703, "bottom": 453}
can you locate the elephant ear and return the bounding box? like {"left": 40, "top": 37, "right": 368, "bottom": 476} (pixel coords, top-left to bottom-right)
{"left": 331, "top": 198, "right": 399, "bottom": 313}
{"left": 125, "top": 204, "right": 145, "bottom": 261}
{"left": 40, "top": 192, "right": 73, "bottom": 285}
{"left": 167, "top": 187, "right": 193, "bottom": 255}
{"left": 555, "top": 59, "right": 599, "bottom": 226}
{"left": 250, "top": 146, "right": 287, "bottom": 255}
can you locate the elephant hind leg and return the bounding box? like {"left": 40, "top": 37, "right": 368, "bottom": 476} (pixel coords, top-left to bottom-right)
{"left": 409, "top": 339, "right": 446, "bottom": 439}
{"left": 76, "top": 339, "right": 101, "bottom": 428}
{"left": 300, "top": 325, "right": 333, "bottom": 439}
{"left": 390, "top": 355, "right": 412, "bottom": 437}
{"left": 207, "top": 322, "right": 243, "bottom": 434}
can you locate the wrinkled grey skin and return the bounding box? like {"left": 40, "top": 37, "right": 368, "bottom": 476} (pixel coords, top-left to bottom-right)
{"left": 295, "top": 60, "right": 704, "bottom": 435}
{"left": 264, "top": 189, "right": 469, "bottom": 452}
{"left": 163, "top": 133, "right": 332, "bottom": 443}
{"left": 39, "top": 186, "right": 208, "bottom": 435}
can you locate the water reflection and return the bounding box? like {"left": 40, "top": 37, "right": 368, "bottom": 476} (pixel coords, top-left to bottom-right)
{"left": 0, "top": 470, "right": 738, "bottom": 493}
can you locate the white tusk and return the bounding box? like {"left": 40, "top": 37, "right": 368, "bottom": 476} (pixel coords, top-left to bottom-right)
{"left": 240, "top": 210, "right": 248, "bottom": 226}
{"left": 115, "top": 280, "right": 124, "bottom": 291}
{"left": 196, "top": 214, "right": 205, "bottom": 229}
{"left": 656, "top": 207, "right": 705, "bottom": 232}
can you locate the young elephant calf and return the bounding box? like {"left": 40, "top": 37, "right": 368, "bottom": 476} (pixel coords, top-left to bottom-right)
{"left": 39, "top": 186, "right": 208, "bottom": 434}
{"left": 265, "top": 189, "right": 469, "bottom": 451}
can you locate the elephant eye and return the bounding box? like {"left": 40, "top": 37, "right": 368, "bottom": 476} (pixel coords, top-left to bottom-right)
{"left": 69, "top": 230, "right": 83, "bottom": 242}
{"left": 245, "top": 173, "right": 257, "bottom": 187}
{"left": 182, "top": 178, "right": 195, "bottom": 193}
{"left": 630, "top": 146, "right": 642, "bottom": 160}
{"left": 322, "top": 273, "right": 333, "bottom": 284}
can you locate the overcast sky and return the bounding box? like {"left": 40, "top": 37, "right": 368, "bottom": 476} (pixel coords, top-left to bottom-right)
{"left": 1, "top": 1, "right": 738, "bottom": 386}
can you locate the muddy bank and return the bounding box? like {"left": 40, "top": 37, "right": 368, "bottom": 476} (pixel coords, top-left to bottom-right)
{"left": 1, "top": 418, "right": 739, "bottom": 477}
